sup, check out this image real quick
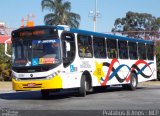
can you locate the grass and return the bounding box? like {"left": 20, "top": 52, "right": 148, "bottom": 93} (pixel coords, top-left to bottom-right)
{"left": 139, "top": 80, "right": 160, "bottom": 87}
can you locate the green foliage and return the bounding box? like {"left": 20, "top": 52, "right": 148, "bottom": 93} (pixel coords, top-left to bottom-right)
{"left": 0, "top": 44, "right": 11, "bottom": 81}
{"left": 112, "top": 11, "right": 160, "bottom": 39}
{"left": 156, "top": 41, "right": 160, "bottom": 53}
{"left": 155, "top": 40, "right": 160, "bottom": 80}
{"left": 41, "top": 0, "right": 81, "bottom": 28}
{"left": 156, "top": 53, "right": 160, "bottom": 80}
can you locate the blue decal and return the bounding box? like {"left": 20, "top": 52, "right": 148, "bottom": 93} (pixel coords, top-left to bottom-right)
{"left": 32, "top": 39, "right": 60, "bottom": 44}
{"left": 70, "top": 65, "right": 74, "bottom": 72}
{"left": 32, "top": 58, "right": 39, "bottom": 66}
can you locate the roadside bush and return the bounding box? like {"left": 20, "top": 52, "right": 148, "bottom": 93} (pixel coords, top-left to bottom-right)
{"left": 0, "top": 44, "right": 11, "bottom": 81}
{"left": 0, "top": 63, "right": 12, "bottom": 81}
{"left": 157, "top": 53, "right": 160, "bottom": 81}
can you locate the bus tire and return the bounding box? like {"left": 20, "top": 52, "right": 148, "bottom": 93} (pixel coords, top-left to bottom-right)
{"left": 79, "top": 76, "right": 87, "bottom": 97}
{"left": 41, "top": 90, "right": 50, "bottom": 99}
{"left": 128, "top": 73, "right": 138, "bottom": 90}
{"left": 122, "top": 73, "right": 138, "bottom": 90}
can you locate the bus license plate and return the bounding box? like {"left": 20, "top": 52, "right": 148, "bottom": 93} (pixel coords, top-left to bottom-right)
{"left": 27, "top": 83, "right": 36, "bottom": 87}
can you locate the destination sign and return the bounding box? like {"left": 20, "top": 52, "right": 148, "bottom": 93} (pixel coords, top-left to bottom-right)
{"left": 19, "top": 30, "right": 45, "bottom": 37}
{"left": 12, "top": 27, "right": 58, "bottom": 39}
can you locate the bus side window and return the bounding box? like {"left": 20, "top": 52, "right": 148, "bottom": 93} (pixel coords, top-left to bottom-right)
{"left": 129, "top": 42, "right": 138, "bottom": 60}
{"left": 138, "top": 43, "right": 146, "bottom": 60}
{"left": 147, "top": 44, "right": 154, "bottom": 60}
{"left": 107, "top": 39, "right": 117, "bottom": 59}
{"left": 118, "top": 40, "right": 128, "bottom": 59}
{"left": 93, "top": 37, "right": 106, "bottom": 58}
{"left": 78, "top": 34, "right": 93, "bottom": 58}
{"left": 61, "top": 32, "right": 76, "bottom": 67}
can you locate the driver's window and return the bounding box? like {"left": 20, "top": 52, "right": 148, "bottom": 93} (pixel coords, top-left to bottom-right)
{"left": 61, "top": 32, "right": 75, "bottom": 67}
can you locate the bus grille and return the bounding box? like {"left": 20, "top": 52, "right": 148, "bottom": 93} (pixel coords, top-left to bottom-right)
{"left": 13, "top": 67, "right": 50, "bottom": 73}
{"left": 19, "top": 77, "right": 47, "bottom": 80}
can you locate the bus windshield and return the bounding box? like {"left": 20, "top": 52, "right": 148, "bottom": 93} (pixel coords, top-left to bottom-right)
{"left": 12, "top": 39, "right": 61, "bottom": 67}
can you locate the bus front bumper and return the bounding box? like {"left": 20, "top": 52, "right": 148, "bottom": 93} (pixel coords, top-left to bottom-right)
{"left": 12, "top": 75, "right": 62, "bottom": 91}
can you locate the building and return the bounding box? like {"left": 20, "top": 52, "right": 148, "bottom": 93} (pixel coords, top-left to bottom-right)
{"left": 0, "top": 22, "right": 12, "bottom": 44}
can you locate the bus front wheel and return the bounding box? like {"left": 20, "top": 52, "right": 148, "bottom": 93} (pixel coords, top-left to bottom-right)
{"left": 79, "top": 76, "right": 86, "bottom": 97}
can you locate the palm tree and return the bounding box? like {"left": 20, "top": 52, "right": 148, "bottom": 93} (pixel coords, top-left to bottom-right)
{"left": 41, "top": 0, "right": 81, "bottom": 28}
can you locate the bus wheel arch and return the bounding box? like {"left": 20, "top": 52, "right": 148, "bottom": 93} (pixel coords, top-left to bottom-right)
{"left": 79, "top": 71, "right": 93, "bottom": 97}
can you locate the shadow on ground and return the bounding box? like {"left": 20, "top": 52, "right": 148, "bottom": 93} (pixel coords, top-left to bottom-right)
{"left": 0, "top": 86, "right": 150, "bottom": 101}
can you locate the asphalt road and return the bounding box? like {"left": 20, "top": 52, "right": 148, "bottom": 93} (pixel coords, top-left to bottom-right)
{"left": 0, "top": 85, "right": 160, "bottom": 116}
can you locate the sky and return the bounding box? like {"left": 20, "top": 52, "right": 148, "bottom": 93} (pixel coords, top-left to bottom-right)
{"left": 0, "top": 0, "right": 160, "bottom": 32}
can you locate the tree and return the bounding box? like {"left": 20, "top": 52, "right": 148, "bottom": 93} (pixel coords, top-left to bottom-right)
{"left": 112, "top": 11, "right": 160, "bottom": 39}
{"left": 0, "top": 44, "right": 11, "bottom": 81}
{"left": 41, "top": 0, "right": 81, "bottom": 28}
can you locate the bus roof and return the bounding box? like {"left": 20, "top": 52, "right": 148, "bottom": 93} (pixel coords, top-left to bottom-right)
{"left": 56, "top": 25, "right": 154, "bottom": 45}
{"left": 12, "top": 25, "right": 154, "bottom": 45}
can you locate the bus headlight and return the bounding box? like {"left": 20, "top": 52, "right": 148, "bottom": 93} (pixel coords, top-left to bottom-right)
{"left": 12, "top": 76, "right": 20, "bottom": 81}
{"left": 46, "top": 72, "right": 58, "bottom": 80}
{"left": 12, "top": 74, "right": 20, "bottom": 81}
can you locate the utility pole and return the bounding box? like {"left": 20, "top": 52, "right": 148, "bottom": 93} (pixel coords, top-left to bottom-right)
{"left": 89, "top": 0, "right": 101, "bottom": 32}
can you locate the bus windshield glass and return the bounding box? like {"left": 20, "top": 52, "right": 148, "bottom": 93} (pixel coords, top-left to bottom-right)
{"left": 12, "top": 39, "right": 61, "bottom": 67}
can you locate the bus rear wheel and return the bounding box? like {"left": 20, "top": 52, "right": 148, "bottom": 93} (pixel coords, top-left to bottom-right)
{"left": 129, "top": 73, "right": 138, "bottom": 90}
{"left": 122, "top": 73, "right": 138, "bottom": 90}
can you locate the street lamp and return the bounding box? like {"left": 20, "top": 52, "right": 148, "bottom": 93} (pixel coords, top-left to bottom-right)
{"left": 89, "top": 0, "right": 101, "bottom": 32}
